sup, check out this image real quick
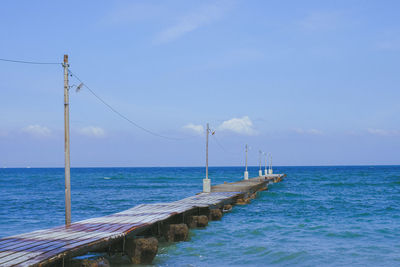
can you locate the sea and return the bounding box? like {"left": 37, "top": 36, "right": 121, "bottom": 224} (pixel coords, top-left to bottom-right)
{"left": 0, "top": 166, "right": 399, "bottom": 266}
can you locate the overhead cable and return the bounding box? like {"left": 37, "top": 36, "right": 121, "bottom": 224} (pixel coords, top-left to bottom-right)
{"left": 68, "top": 69, "right": 184, "bottom": 141}
{"left": 0, "top": 58, "right": 61, "bottom": 65}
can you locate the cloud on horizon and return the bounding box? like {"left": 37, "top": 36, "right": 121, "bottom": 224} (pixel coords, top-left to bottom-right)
{"left": 218, "top": 116, "right": 257, "bottom": 135}
{"left": 293, "top": 128, "right": 323, "bottom": 135}
{"left": 78, "top": 126, "right": 106, "bottom": 138}
{"left": 183, "top": 123, "right": 204, "bottom": 135}
{"left": 367, "top": 128, "right": 400, "bottom": 136}
{"left": 183, "top": 116, "right": 257, "bottom": 136}
{"left": 22, "top": 125, "right": 51, "bottom": 137}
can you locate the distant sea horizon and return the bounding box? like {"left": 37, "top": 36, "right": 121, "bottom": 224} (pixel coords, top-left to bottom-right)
{"left": 2, "top": 164, "right": 400, "bottom": 168}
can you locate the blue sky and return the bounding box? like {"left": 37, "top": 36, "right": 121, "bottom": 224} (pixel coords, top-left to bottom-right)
{"left": 1, "top": 0, "right": 400, "bottom": 167}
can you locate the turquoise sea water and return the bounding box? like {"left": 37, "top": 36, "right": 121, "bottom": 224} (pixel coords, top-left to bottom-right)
{"left": 0, "top": 166, "right": 399, "bottom": 266}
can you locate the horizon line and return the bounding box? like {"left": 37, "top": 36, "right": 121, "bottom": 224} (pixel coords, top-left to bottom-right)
{"left": 1, "top": 164, "right": 399, "bottom": 169}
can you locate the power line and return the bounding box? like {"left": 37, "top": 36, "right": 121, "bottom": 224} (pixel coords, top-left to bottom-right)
{"left": 0, "top": 58, "right": 61, "bottom": 65}
{"left": 68, "top": 69, "right": 184, "bottom": 141}
{"left": 211, "top": 134, "right": 241, "bottom": 159}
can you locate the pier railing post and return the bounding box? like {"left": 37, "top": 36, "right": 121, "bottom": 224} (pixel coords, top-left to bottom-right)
{"left": 203, "top": 123, "right": 211, "bottom": 192}
{"left": 63, "top": 54, "right": 71, "bottom": 225}
{"left": 244, "top": 144, "right": 249, "bottom": 180}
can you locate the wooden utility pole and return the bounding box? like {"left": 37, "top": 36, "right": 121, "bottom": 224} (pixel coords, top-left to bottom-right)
{"left": 269, "top": 153, "right": 273, "bottom": 174}
{"left": 203, "top": 123, "right": 211, "bottom": 192}
{"left": 63, "top": 54, "right": 71, "bottom": 226}
{"left": 244, "top": 144, "right": 249, "bottom": 180}
{"left": 245, "top": 144, "right": 248, "bottom": 171}
{"left": 264, "top": 152, "right": 267, "bottom": 176}
{"left": 206, "top": 123, "right": 209, "bottom": 179}
{"left": 259, "top": 150, "right": 262, "bottom": 177}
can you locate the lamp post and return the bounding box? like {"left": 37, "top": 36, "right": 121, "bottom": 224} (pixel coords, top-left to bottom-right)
{"left": 264, "top": 152, "right": 268, "bottom": 176}
{"left": 203, "top": 123, "right": 211, "bottom": 192}
{"left": 258, "top": 150, "right": 263, "bottom": 177}
{"left": 63, "top": 54, "right": 71, "bottom": 226}
{"left": 244, "top": 144, "right": 249, "bottom": 180}
{"left": 269, "top": 153, "right": 273, "bottom": 174}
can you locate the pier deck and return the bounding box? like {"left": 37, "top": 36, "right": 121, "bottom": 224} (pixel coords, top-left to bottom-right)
{"left": 0, "top": 174, "right": 285, "bottom": 266}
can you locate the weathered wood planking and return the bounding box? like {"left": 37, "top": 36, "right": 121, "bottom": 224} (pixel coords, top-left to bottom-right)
{"left": 0, "top": 191, "right": 241, "bottom": 266}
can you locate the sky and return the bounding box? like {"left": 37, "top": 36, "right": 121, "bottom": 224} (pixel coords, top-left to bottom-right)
{"left": 1, "top": 0, "right": 400, "bottom": 167}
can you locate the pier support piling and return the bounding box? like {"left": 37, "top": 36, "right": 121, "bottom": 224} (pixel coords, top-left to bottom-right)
{"left": 223, "top": 204, "right": 232, "bottom": 212}
{"left": 188, "top": 215, "right": 208, "bottom": 228}
{"left": 164, "top": 224, "right": 189, "bottom": 242}
{"left": 209, "top": 209, "right": 222, "bottom": 221}
{"left": 124, "top": 237, "right": 158, "bottom": 265}
{"left": 236, "top": 198, "right": 251, "bottom": 205}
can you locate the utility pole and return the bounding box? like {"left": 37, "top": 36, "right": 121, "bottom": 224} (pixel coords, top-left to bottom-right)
{"left": 264, "top": 152, "right": 268, "bottom": 176}
{"left": 269, "top": 153, "right": 273, "bottom": 174}
{"left": 203, "top": 123, "right": 211, "bottom": 192}
{"left": 63, "top": 54, "right": 71, "bottom": 226}
{"left": 258, "top": 150, "right": 263, "bottom": 177}
{"left": 244, "top": 144, "right": 249, "bottom": 180}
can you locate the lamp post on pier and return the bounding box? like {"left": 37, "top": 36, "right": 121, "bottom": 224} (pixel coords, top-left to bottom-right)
{"left": 63, "top": 54, "right": 71, "bottom": 226}
{"left": 269, "top": 153, "right": 273, "bottom": 174}
{"left": 264, "top": 152, "right": 268, "bottom": 176}
{"left": 203, "top": 123, "right": 211, "bottom": 193}
{"left": 258, "top": 150, "right": 263, "bottom": 177}
{"left": 244, "top": 144, "right": 249, "bottom": 180}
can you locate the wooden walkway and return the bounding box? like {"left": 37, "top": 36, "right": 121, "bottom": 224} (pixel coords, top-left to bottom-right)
{"left": 0, "top": 174, "right": 284, "bottom": 266}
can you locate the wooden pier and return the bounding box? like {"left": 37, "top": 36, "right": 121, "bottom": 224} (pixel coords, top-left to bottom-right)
{"left": 0, "top": 174, "right": 285, "bottom": 266}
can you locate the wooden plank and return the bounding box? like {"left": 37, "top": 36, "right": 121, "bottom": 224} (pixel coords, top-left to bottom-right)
{"left": 0, "top": 222, "right": 141, "bottom": 265}
{"left": 5, "top": 222, "right": 144, "bottom": 267}
{"left": 2, "top": 216, "right": 159, "bottom": 266}
{"left": 0, "top": 251, "right": 43, "bottom": 266}
{"left": 0, "top": 225, "right": 130, "bottom": 266}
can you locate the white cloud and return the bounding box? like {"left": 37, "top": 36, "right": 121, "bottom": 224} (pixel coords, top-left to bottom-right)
{"left": 218, "top": 116, "right": 257, "bottom": 135}
{"left": 367, "top": 128, "right": 400, "bottom": 136}
{"left": 154, "top": 1, "right": 232, "bottom": 44}
{"left": 79, "top": 126, "right": 106, "bottom": 138}
{"left": 22, "top": 125, "right": 51, "bottom": 137}
{"left": 294, "top": 128, "right": 323, "bottom": 135}
{"left": 183, "top": 123, "right": 204, "bottom": 135}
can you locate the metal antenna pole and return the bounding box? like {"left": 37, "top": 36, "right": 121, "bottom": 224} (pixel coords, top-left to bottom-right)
{"left": 63, "top": 54, "right": 71, "bottom": 226}
{"left": 203, "top": 123, "right": 211, "bottom": 192}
